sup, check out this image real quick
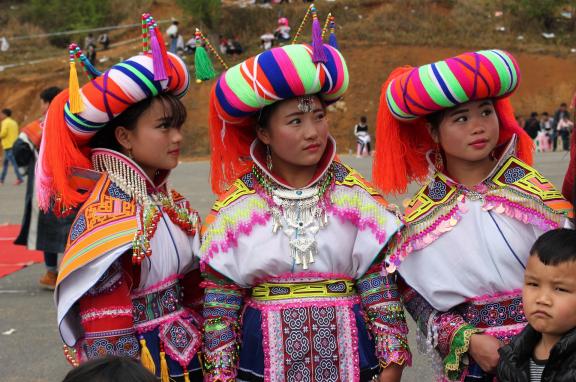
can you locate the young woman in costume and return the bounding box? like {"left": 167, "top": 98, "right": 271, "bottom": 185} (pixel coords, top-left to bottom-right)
{"left": 373, "top": 50, "right": 573, "bottom": 381}
{"left": 37, "top": 15, "right": 203, "bottom": 381}
{"left": 198, "top": 25, "right": 411, "bottom": 382}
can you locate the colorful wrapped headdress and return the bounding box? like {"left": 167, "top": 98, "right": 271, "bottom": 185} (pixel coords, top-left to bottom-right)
{"left": 209, "top": 6, "right": 348, "bottom": 194}
{"left": 36, "top": 13, "right": 190, "bottom": 213}
{"left": 373, "top": 49, "right": 534, "bottom": 194}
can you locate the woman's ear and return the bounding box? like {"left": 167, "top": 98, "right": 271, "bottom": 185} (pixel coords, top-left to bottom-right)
{"left": 256, "top": 126, "right": 271, "bottom": 145}
{"left": 426, "top": 122, "right": 439, "bottom": 144}
{"left": 115, "top": 126, "right": 133, "bottom": 152}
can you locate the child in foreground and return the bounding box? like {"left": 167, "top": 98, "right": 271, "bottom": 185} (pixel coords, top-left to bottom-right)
{"left": 498, "top": 228, "right": 576, "bottom": 381}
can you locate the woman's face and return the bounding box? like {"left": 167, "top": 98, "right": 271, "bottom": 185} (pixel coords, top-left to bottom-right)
{"left": 118, "top": 98, "right": 183, "bottom": 178}
{"left": 433, "top": 99, "right": 499, "bottom": 165}
{"left": 257, "top": 95, "right": 329, "bottom": 170}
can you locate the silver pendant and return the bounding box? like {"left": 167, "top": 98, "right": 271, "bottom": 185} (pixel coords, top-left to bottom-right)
{"left": 270, "top": 186, "right": 328, "bottom": 270}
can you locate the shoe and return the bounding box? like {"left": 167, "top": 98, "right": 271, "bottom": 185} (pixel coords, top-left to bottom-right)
{"left": 14, "top": 179, "right": 23, "bottom": 186}
{"left": 39, "top": 270, "right": 58, "bottom": 290}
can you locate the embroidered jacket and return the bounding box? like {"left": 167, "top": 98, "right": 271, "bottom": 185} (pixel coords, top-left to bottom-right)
{"left": 388, "top": 138, "right": 572, "bottom": 380}
{"left": 55, "top": 149, "right": 202, "bottom": 379}
{"left": 199, "top": 138, "right": 411, "bottom": 381}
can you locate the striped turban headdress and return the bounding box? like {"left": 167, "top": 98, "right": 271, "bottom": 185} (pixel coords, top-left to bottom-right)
{"left": 36, "top": 15, "right": 190, "bottom": 212}
{"left": 373, "top": 49, "right": 533, "bottom": 194}
{"left": 209, "top": 43, "right": 349, "bottom": 194}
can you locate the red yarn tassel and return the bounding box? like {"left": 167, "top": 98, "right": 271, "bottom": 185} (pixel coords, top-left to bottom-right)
{"left": 37, "top": 89, "right": 92, "bottom": 213}
{"left": 209, "top": 85, "right": 255, "bottom": 195}
{"left": 373, "top": 66, "right": 434, "bottom": 194}
{"left": 494, "top": 97, "right": 534, "bottom": 165}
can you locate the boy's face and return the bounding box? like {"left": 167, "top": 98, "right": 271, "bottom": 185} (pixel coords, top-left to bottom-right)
{"left": 523, "top": 255, "right": 576, "bottom": 336}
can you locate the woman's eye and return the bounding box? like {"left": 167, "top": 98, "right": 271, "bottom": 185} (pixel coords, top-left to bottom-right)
{"left": 315, "top": 112, "right": 326, "bottom": 120}
{"left": 526, "top": 282, "right": 538, "bottom": 287}
{"left": 288, "top": 118, "right": 301, "bottom": 125}
{"left": 454, "top": 116, "right": 467, "bottom": 123}
{"left": 555, "top": 287, "right": 570, "bottom": 293}
{"left": 481, "top": 109, "right": 493, "bottom": 117}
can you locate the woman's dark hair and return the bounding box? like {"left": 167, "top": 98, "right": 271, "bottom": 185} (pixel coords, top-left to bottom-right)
{"left": 62, "top": 356, "right": 157, "bottom": 382}
{"left": 530, "top": 228, "right": 576, "bottom": 266}
{"left": 426, "top": 109, "right": 446, "bottom": 136}
{"left": 2, "top": 108, "right": 11, "bottom": 117}
{"left": 256, "top": 100, "right": 281, "bottom": 130}
{"left": 40, "top": 87, "right": 62, "bottom": 104}
{"left": 360, "top": 116, "right": 367, "bottom": 123}
{"left": 89, "top": 93, "right": 187, "bottom": 151}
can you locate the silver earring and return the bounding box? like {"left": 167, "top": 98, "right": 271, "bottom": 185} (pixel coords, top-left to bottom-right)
{"left": 266, "top": 145, "right": 273, "bottom": 171}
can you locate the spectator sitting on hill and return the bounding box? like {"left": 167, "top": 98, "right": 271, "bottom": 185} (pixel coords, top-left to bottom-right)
{"left": 98, "top": 33, "right": 110, "bottom": 50}
{"left": 260, "top": 32, "right": 275, "bottom": 50}
{"left": 274, "top": 17, "right": 291, "bottom": 44}
{"left": 227, "top": 36, "right": 243, "bottom": 55}
{"left": 218, "top": 35, "right": 228, "bottom": 54}
{"left": 84, "top": 33, "right": 95, "bottom": 51}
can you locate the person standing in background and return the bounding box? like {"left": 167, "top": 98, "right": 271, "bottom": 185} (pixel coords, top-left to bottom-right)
{"left": 354, "top": 115, "right": 372, "bottom": 157}
{"left": 524, "top": 112, "right": 540, "bottom": 141}
{"left": 552, "top": 103, "right": 570, "bottom": 151}
{"left": 0, "top": 108, "right": 23, "bottom": 185}
{"left": 13, "top": 87, "right": 76, "bottom": 290}
{"left": 166, "top": 19, "right": 179, "bottom": 53}
{"left": 558, "top": 114, "right": 574, "bottom": 152}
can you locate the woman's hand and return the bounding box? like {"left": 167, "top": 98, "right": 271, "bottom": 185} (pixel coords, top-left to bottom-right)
{"left": 468, "top": 334, "right": 502, "bottom": 373}
{"left": 378, "top": 364, "right": 404, "bottom": 382}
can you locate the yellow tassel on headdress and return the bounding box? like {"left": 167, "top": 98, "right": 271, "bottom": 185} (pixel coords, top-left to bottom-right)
{"left": 160, "top": 351, "right": 170, "bottom": 382}
{"left": 139, "top": 338, "right": 156, "bottom": 374}
{"left": 68, "top": 61, "right": 84, "bottom": 113}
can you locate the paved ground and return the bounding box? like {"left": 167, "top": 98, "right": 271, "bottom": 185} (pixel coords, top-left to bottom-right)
{"left": 0, "top": 152, "right": 570, "bottom": 381}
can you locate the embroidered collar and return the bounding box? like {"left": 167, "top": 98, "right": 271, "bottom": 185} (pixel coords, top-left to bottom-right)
{"left": 250, "top": 136, "right": 336, "bottom": 190}
{"left": 91, "top": 148, "right": 171, "bottom": 203}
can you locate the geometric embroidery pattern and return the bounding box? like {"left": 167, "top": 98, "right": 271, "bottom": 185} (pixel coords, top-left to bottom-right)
{"left": 460, "top": 294, "right": 525, "bottom": 328}
{"left": 159, "top": 316, "right": 202, "bottom": 368}
{"left": 404, "top": 172, "right": 457, "bottom": 223}
{"left": 132, "top": 283, "right": 182, "bottom": 326}
{"left": 491, "top": 156, "right": 566, "bottom": 203}
{"left": 69, "top": 215, "right": 87, "bottom": 241}
{"left": 82, "top": 186, "right": 136, "bottom": 233}
{"left": 331, "top": 161, "right": 350, "bottom": 183}
{"left": 107, "top": 182, "right": 131, "bottom": 201}
{"left": 263, "top": 303, "right": 358, "bottom": 382}
{"left": 83, "top": 328, "right": 139, "bottom": 360}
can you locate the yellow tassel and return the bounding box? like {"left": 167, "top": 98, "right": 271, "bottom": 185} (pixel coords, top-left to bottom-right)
{"left": 68, "top": 61, "right": 84, "bottom": 113}
{"left": 184, "top": 371, "right": 190, "bottom": 382}
{"left": 160, "top": 351, "right": 169, "bottom": 382}
{"left": 139, "top": 338, "right": 156, "bottom": 375}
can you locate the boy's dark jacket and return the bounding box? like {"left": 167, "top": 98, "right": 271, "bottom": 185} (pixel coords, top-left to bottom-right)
{"left": 498, "top": 325, "right": 576, "bottom": 382}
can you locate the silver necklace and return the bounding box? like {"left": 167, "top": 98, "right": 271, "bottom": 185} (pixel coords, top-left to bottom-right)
{"left": 270, "top": 186, "right": 328, "bottom": 270}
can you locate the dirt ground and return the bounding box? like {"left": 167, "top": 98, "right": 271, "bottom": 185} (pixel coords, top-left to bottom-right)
{"left": 1, "top": 42, "right": 575, "bottom": 157}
